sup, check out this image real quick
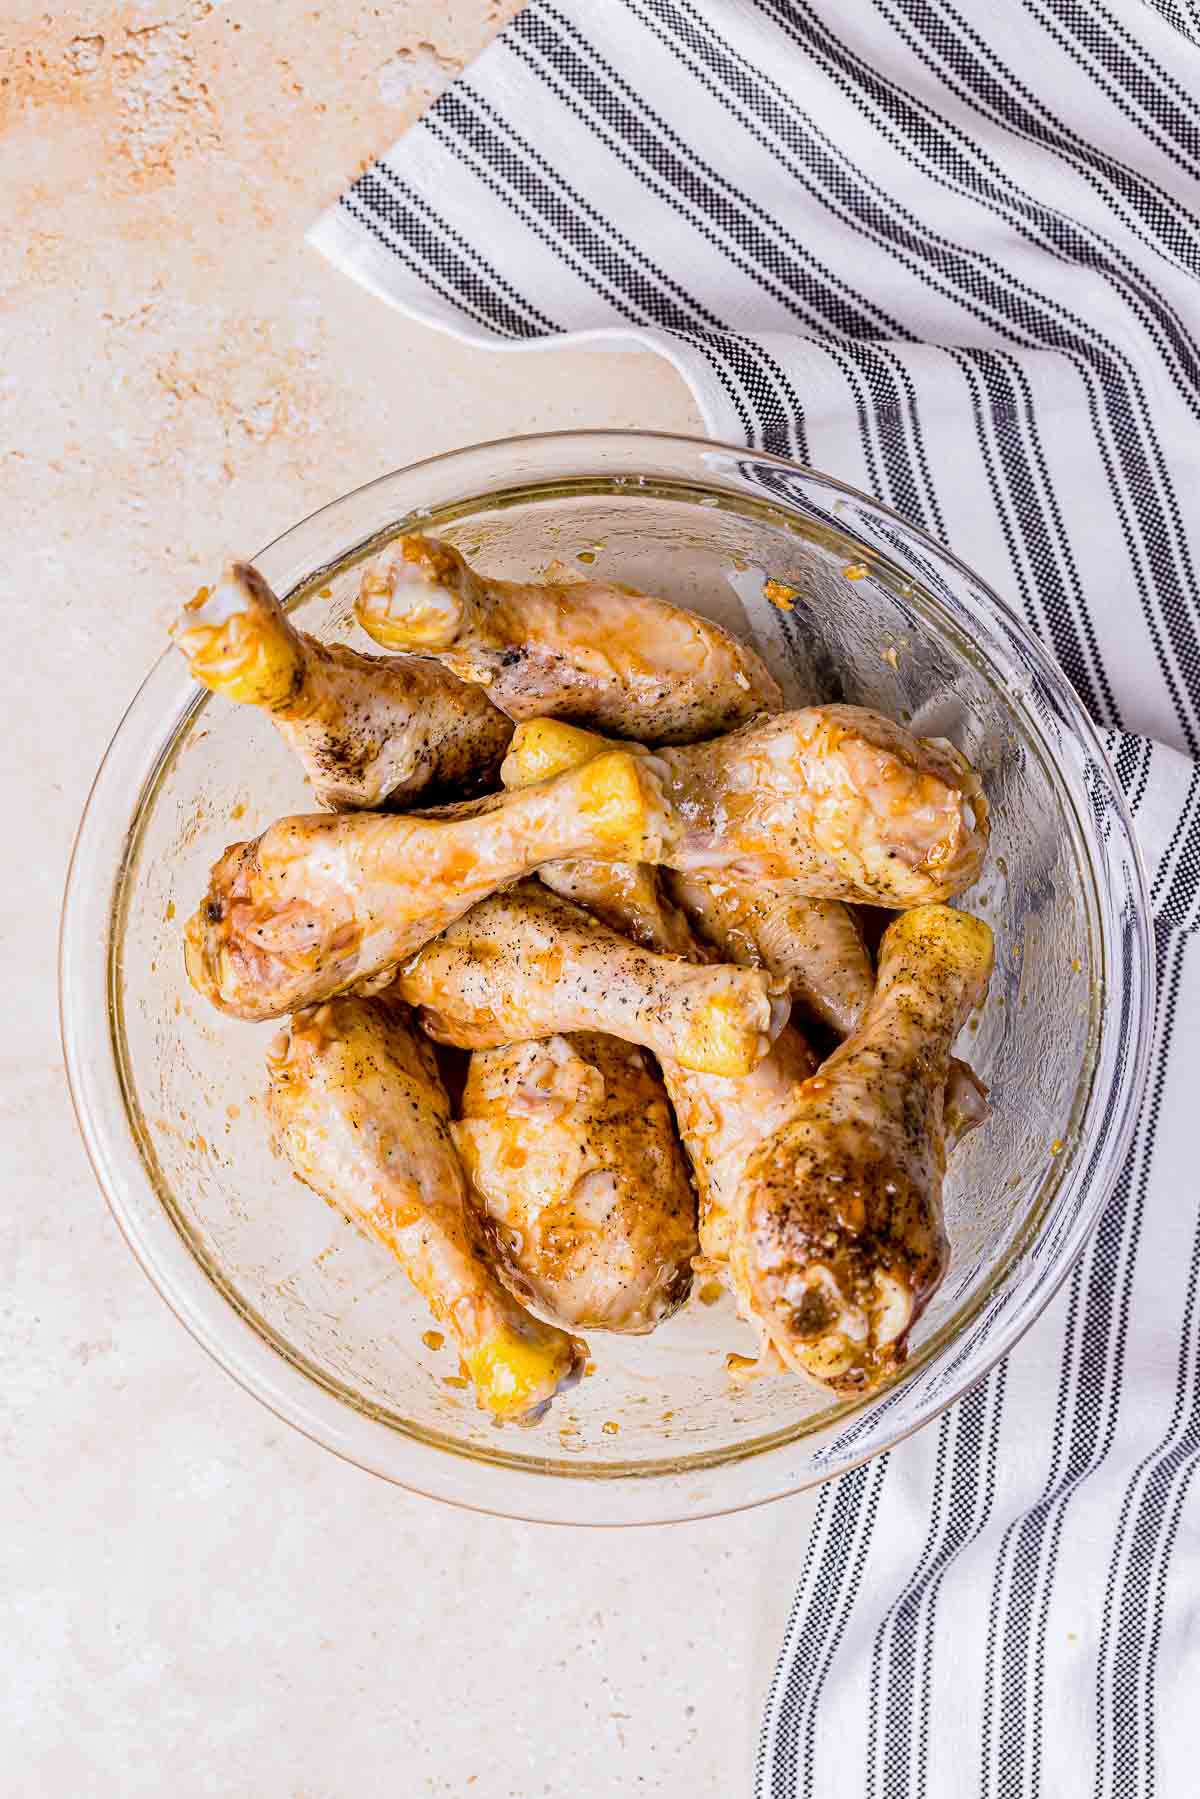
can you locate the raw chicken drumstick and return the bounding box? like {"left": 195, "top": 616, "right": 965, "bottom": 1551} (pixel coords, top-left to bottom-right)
{"left": 666, "top": 870, "right": 989, "bottom": 1137}
{"left": 741, "top": 905, "right": 994, "bottom": 1393}
{"left": 534, "top": 857, "right": 697, "bottom": 957}
{"left": 354, "top": 533, "right": 782, "bottom": 742}
{"left": 184, "top": 747, "right": 669, "bottom": 1021}
{"left": 455, "top": 1033, "right": 698, "bottom": 1334}
{"left": 175, "top": 562, "right": 512, "bottom": 808}
{"left": 508, "top": 721, "right": 868, "bottom": 1017}
{"left": 266, "top": 996, "right": 585, "bottom": 1423}
{"left": 659, "top": 878, "right": 989, "bottom": 1383}
{"left": 665, "top": 871, "right": 873, "bottom": 1038}
{"left": 504, "top": 705, "right": 988, "bottom": 905}
{"left": 395, "top": 881, "right": 787, "bottom": 1077}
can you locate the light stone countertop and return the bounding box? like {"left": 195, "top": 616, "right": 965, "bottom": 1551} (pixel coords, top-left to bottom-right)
{"left": 2, "top": 4, "right": 819, "bottom": 1792}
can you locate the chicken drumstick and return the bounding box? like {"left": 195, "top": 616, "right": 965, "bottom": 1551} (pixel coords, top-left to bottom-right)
{"left": 267, "top": 996, "right": 585, "bottom": 1423}
{"left": 175, "top": 562, "right": 511, "bottom": 808}
{"left": 355, "top": 533, "right": 782, "bottom": 742}
{"left": 396, "top": 880, "right": 786, "bottom": 1077}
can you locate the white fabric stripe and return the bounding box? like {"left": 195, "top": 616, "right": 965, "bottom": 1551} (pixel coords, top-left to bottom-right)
{"left": 311, "top": 3, "right": 1200, "bottom": 1794}
{"left": 1095, "top": 939, "right": 1200, "bottom": 1789}
{"left": 904, "top": 6, "right": 1200, "bottom": 288}
{"left": 756, "top": 1458, "right": 892, "bottom": 1795}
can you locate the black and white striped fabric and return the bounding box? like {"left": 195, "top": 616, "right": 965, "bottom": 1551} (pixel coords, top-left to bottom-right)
{"left": 311, "top": 2, "right": 1200, "bottom": 1791}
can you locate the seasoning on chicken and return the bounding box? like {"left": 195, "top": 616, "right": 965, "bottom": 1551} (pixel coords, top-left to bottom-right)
{"left": 501, "top": 729, "right": 992, "bottom": 1395}
{"left": 664, "top": 871, "right": 873, "bottom": 1037}
{"left": 502, "top": 707, "right": 988, "bottom": 905}
{"left": 354, "top": 533, "right": 782, "bottom": 743}
{"left": 184, "top": 747, "right": 671, "bottom": 1021}
{"left": 491, "top": 716, "right": 692, "bottom": 950}
{"left": 741, "top": 905, "right": 994, "bottom": 1394}
{"left": 266, "top": 996, "right": 586, "bottom": 1423}
{"left": 174, "top": 562, "right": 512, "bottom": 808}
{"left": 666, "top": 871, "right": 991, "bottom": 1150}
{"left": 455, "top": 1034, "right": 698, "bottom": 1334}
{"left": 536, "top": 858, "right": 697, "bottom": 957}
{"left": 396, "top": 881, "right": 786, "bottom": 1077}
{"left": 498, "top": 728, "right": 820, "bottom": 1338}
{"left": 174, "top": 526, "right": 1003, "bottom": 1423}
{"left": 668, "top": 1028, "right": 808, "bottom": 1248}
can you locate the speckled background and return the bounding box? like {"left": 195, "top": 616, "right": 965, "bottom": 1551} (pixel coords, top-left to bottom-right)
{"left": 2, "top": 5, "right": 818, "bottom": 1792}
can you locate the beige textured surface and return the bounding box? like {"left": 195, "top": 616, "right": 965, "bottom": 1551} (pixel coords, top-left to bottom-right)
{"left": 2, "top": 4, "right": 819, "bottom": 1794}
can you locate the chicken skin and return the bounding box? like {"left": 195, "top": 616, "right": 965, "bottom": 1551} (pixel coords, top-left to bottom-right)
{"left": 175, "top": 527, "right": 1000, "bottom": 1420}
{"left": 665, "top": 872, "right": 873, "bottom": 1037}
{"left": 535, "top": 858, "right": 697, "bottom": 957}
{"left": 266, "top": 997, "right": 585, "bottom": 1422}
{"left": 185, "top": 748, "right": 670, "bottom": 1021}
{"left": 503, "top": 707, "right": 988, "bottom": 905}
{"left": 174, "top": 562, "right": 512, "bottom": 808}
{"left": 620, "top": 879, "right": 988, "bottom": 1383}
{"left": 667, "top": 869, "right": 990, "bottom": 1145}
{"left": 354, "top": 533, "right": 782, "bottom": 742}
{"left": 741, "top": 905, "right": 994, "bottom": 1394}
{"left": 396, "top": 881, "right": 787, "bottom": 1077}
{"left": 501, "top": 727, "right": 992, "bottom": 1395}
{"left": 515, "top": 871, "right": 824, "bottom": 1356}
{"left": 497, "top": 729, "right": 819, "bottom": 1316}
{"left": 455, "top": 1033, "right": 698, "bottom": 1333}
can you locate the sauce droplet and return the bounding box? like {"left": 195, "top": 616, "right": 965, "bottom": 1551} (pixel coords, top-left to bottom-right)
{"left": 763, "top": 578, "right": 797, "bottom": 610}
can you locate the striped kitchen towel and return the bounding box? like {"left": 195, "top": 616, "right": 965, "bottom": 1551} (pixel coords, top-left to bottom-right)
{"left": 310, "top": 2, "right": 1200, "bottom": 1793}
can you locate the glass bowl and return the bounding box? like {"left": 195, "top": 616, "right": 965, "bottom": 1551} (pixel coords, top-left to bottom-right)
{"left": 60, "top": 430, "right": 1152, "bottom": 1525}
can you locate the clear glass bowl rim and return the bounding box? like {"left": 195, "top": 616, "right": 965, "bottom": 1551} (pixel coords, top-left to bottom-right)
{"left": 59, "top": 428, "right": 1154, "bottom": 1526}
